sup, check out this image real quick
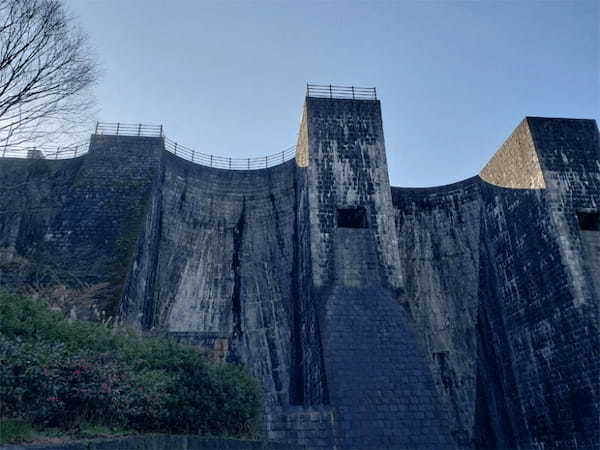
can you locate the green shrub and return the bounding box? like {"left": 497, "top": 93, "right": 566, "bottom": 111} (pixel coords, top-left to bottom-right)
{"left": 0, "top": 292, "right": 262, "bottom": 440}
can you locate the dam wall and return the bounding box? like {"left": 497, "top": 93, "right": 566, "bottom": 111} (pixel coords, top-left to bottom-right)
{"left": 391, "top": 177, "right": 482, "bottom": 447}
{"left": 474, "top": 119, "right": 600, "bottom": 450}
{"left": 0, "top": 89, "right": 598, "bottom": 449}
{"left": 298, "top": 96, "right": 454, "bottom": 449}
{"left": 0, "top": 135, "right": 162, "bottom": 318}
{"left": 122, "top": 152, "right": 299, "bottom": 410}
{"left": 389, "top": 118, "right": 600, "bottom": 449}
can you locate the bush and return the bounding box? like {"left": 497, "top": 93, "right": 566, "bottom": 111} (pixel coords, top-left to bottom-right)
{"left": 0, "top": 292, "right": 262, "bottom": 440}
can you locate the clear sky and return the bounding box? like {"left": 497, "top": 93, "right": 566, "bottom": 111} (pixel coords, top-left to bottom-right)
{"left": 65, "top": 0, "right": 599, "bottom": 187}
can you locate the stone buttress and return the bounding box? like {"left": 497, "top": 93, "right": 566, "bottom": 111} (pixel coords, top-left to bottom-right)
{"left": 293, "top": 96, "right": 455, "bottom": 449}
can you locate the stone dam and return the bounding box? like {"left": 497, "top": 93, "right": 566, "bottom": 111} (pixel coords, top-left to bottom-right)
{"left": 0, "top": 86, "right": 598, "bottom": 449}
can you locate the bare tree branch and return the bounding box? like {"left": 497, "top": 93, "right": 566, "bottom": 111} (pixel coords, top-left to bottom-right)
{"left": 0, "top": 0, "right": 97, "bottom": 148}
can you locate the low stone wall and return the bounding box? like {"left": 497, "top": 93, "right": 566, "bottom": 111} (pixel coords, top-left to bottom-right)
{"left": 0, "top": 435, "right": 303, "bottom": 450}
{"left": 266, "top": 406, "right": 335, "bottom": 449}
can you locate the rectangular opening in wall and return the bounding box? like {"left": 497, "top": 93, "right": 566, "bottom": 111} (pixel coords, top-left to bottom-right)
{"left": 337, "top": 207, "right": 368, "bottom": 228}
{"left": 576, "top": 210, "right": 600, "bottom": 231}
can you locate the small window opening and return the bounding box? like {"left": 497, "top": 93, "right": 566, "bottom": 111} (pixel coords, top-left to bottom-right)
{"left": 337, "top": 207, "right": 368, "bottom": 228}
{"left": 576, "top": 210, "right": 600, "bottom": 231}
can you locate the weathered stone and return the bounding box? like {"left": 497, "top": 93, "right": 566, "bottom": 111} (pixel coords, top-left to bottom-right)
{"left": 0, "top": 93, "right": 598, "bottom": 450}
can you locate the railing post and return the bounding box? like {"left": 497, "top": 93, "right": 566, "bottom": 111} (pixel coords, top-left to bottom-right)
{"left": 74, "top": 145, "right": 78, "bottom": 157}
{"left": 281, "top": 150, "right": 284, "bottom": 163}
{"left": 265, "top": 155, "right": 268, "bottom": 168}
{"left": 95, "top": 122, "right": 99, "bottom": 134}
{"left": 352, "top": 86, "right": 355, "bottom": 100}
{"left": 210, "top": 154, "right": 213, "bottom": 167}
{"left": 160, "top": 125, "right": 163, "bottom": 137}
{"left": 247, "top": 158, "right": 250, "bottom": 170}
{"left": 373, "top": 87, "right": 377, "bottom": 100}
{"left": 329, "top": 84, "right": 332, "bottom": 98}
{"left": 229, "top": 157, "right": 231, "bottom": 169}
{"left": 174, "top": 142, "right": 178, "bottom": 156}
{"left": 138, "top": 123, "right": 142, "bottom": 136}
{"left": 192, "top": 149, "right": 195, "bottom": 163}
{"left": 116, "top": 123, "right": 120, "bottom": 135}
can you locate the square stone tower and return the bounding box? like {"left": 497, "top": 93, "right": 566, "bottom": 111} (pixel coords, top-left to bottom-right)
{"left": 293, "top": 85, "right": 454, "bottom": 449}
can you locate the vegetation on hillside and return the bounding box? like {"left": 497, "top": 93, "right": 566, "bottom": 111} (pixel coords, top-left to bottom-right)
{"left": 0, "top": 292, "right": 262, "bottom": 445}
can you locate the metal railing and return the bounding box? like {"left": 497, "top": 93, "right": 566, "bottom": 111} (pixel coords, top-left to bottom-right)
{"left": 0, "top": 122, "right": 297, "bottom": 170}
{"left": 164, "top": 138, "right": 296, "bottom": 169}
{"left": 95, "top": 122, "right": 297, "bottom": 169}
{"left": 306, "top": 83, "right": 377, "bottom": 100}
{"left": 95, "top": 122, "right": 163, "bottom": 137}
{"left": 0, "top": 142, "right": 90, "bottom": 160}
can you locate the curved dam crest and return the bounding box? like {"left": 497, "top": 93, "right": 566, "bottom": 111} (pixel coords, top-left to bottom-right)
{"left": 0, "top": 92, "right": 598, "bottom": 450}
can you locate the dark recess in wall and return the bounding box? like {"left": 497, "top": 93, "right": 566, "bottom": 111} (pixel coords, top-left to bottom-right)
{"left": 336, "top": 207, "right": 368, "bottom": 228}
{"left": 576, "top": 210, "right": 600, "bottom": 231}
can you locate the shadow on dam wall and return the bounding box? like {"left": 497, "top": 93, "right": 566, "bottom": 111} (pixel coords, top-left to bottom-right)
{"left": 0, "top": 88, "right": 598, "bottom": 449}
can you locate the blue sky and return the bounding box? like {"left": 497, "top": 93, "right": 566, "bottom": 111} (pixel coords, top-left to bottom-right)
{"left": 66, "top": 0, "right": 599, "bottom": 186}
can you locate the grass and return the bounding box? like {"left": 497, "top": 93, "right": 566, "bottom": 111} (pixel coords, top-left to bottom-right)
{"left": 76, "top": 423, "right": 137, "bottom": 439}
{"left": 0, "top": 419, "right": 137, "bottom": 445}
{"left": 0, "top": 419, "right": 64, "bottom": 445}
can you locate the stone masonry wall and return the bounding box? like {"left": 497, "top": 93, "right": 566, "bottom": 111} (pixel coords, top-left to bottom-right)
{"left": 321, "top": 229, "right": 454, "bottom": 449}
{"left": 265, "top": 406, "right": 335, "bottom": 449}
{"left": 0, "top": 135, "right": 162, "bottom": 319}
{"left": 303, "top": 97, "right": 402, "bottom": 290}
{"left": 1, "top": 101, "right": 598, "bottom": 450}
{"left": 479, "top": 119, "right": 545, "bottom": 189}
{"left": 391, "top": 178, "right": 481, "bottom": 448}
{"left": 123, "top": 152, "right": 299, "bottom": 411}
{"left": 389, "top": 117, "right": 599, "bottom": 450}
{"left": 471, "top": 118, "right": 599, "bottom": 450}
{"left": 391, "top": 177, "right": 599, "bottom": 450}
{"left": 302, "top": 97, "right": 454, "bottom": 448}
{"left": 293, "top": 107, "right": 329, "bottom": 407}
{"left": 477, "top": 118, "right": 600, "bottom": 450}
{"left": 479, "top": 184, "right": 596, "bottom": 449}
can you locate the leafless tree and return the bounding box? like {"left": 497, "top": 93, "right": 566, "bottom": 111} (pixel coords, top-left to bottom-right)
{"left": 0, "top": 0, "right": 97, "bottom": 149}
